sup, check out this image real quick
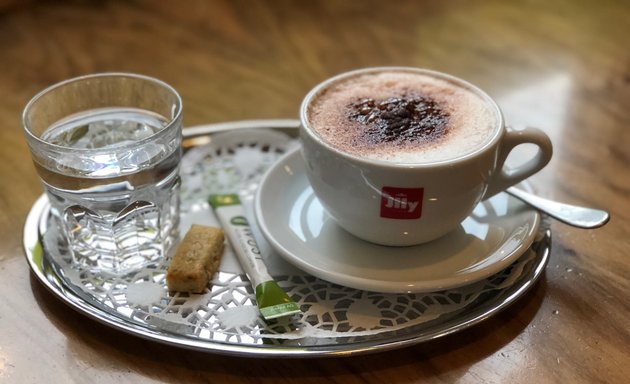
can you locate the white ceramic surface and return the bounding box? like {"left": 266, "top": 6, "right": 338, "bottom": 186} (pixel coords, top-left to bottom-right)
{"left": 256, "top": 147, "right": 541, "bottom": 293}
{"left": 299, "top": 67, "right": 552, "bottom": 246}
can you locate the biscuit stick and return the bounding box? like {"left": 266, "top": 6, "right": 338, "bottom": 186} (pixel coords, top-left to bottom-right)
{"left": 166, "top": 225, "right": 224, "bottom": 293}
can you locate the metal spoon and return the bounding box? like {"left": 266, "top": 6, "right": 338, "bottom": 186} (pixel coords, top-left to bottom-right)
{"left": 506, "top": 187, "right": 610, "bottom": 229}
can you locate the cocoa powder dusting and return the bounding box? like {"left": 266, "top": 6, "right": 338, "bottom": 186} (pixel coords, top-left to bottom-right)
{"left": 347, "top": 95, "right": 450, "bottom": 146}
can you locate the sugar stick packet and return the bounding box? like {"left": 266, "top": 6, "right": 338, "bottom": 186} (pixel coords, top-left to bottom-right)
{"left": 209, "top": 194, "right": 301, "bottom": 321}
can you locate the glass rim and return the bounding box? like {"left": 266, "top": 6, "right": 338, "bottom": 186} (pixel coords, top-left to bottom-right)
{"left": 22, "top": 72, "right": 183, "bottom": 153}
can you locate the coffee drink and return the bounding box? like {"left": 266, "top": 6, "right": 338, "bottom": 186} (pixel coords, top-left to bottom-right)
{"left": 300, "top": 67, "right": 552, "bottom": 245}
{"left": 306, "top": 69, "right": 498, "bottom": 163}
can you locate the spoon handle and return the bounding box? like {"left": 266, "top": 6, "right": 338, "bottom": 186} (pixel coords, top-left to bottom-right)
{"left": 506, "top": 187, "right": 610, "bottom": 229}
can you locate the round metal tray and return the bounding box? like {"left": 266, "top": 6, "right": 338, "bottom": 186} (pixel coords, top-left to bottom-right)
{"left": 23, "top": 119, "right": 550, "bottom": 357}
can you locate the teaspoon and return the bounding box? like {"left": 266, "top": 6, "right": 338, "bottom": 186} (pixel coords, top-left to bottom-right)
{"left": 506, "top": 187, "right": 610, "bottom": 229}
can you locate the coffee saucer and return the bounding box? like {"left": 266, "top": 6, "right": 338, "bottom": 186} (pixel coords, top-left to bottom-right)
{"left": 255, "top": 147, "right": 541, "bottom": 293}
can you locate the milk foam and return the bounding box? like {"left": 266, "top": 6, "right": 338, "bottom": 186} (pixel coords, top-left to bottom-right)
{"left": 307, "top": 70, "right": 498, "bottom": 163}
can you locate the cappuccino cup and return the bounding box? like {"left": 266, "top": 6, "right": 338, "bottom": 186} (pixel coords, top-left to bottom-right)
{"left": 300, "top": 67, "right": 552, "bottom": 246}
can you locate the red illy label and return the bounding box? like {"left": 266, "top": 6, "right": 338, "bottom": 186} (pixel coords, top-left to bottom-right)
{"left": 380, "top": 187, "right": 424, "bottom": 219}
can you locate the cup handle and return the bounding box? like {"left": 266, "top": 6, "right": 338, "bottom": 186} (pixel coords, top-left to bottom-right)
{"left": 483, "top": 127, "right": 553, "bottom": 199}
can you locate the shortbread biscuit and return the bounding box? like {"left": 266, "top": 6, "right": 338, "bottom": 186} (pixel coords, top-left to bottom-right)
{"left": 166, "top": 225, "right": 225, "bottom": 293}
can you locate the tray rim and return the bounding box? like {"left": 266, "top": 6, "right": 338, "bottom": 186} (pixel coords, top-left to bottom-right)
{"left": 22, "top": 119, "right": 551, "bottom": 357}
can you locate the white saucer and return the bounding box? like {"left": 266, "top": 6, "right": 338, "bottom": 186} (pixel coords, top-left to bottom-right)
{"left": 255, "top": 148, "right": 541, "bottom": 293}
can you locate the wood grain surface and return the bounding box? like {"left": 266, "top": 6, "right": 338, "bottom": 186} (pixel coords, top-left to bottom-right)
{"left": 1, "top": 1, "right": 628, "bottom": 383}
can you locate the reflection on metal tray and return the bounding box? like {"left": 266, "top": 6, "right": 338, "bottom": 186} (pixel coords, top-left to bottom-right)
{"left": 23, "top": 119, "right": 550, "bottom": 357}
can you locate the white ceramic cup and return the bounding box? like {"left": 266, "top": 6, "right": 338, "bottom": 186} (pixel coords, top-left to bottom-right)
{"left": 300, "top": 67, "right": 553, "bottom": 246}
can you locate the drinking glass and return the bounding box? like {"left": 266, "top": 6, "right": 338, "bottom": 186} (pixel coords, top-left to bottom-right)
{"left": 23, "top": 73, "right": 183, "bottom": 274}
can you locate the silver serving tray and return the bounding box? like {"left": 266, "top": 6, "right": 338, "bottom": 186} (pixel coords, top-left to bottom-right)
{"left": 23, "top": 119, "right": 550, "bottom": 357}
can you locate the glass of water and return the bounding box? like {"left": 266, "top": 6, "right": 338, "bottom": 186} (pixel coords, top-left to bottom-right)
{"left": 23, "top": 73, "right": 183, "bottom": 275}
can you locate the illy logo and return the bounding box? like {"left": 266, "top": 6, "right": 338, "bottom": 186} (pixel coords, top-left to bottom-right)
{"left": 380, "top": 187, "right": 424, "bottom": 219}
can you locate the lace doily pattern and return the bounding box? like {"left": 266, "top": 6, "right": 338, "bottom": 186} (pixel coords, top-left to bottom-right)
{"left": 39, "top": 127, "right": 547, "bottom": 352}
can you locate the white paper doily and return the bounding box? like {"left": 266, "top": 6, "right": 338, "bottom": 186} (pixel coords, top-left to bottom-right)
{"left": 24, "top": 120, "right": 550, "bottom": 357}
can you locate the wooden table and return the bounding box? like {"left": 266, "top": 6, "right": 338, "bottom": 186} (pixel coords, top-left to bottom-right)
{"left": 1, "top": 1, "right": 628, "bottom": 383}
